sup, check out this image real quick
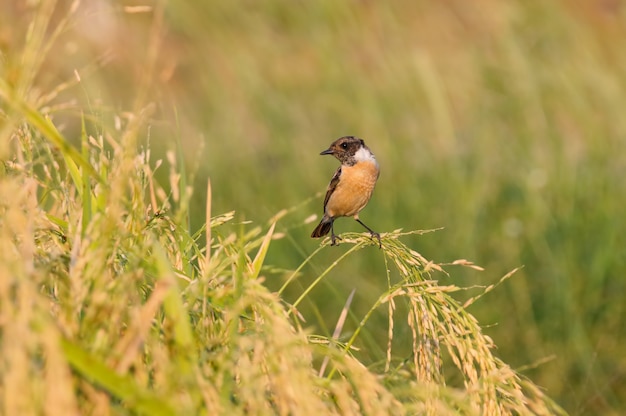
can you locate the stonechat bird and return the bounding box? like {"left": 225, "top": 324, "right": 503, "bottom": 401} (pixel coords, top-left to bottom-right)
{"left": 311, "top": 136, "right": 381, "bottom": 247}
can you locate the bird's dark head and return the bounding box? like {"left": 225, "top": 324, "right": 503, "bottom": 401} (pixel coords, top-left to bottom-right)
{"left": 320, "top": 136, "right": 373, "bottom": 165}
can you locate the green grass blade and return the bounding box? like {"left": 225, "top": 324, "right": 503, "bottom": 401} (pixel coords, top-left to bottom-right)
{"left": 250, "top": 221, "right": 275, "bottom": 279}
{"left": 80, "top": 112, "right": 91, "bottom": 236}
{"left": 60, "top": 338, "right": 176, "bottom": 416}
{"left": 0, "top": 78, "right": 103, "bottom": 184}
{"left": 152, "top": 241, "right": 196, "bottom": 375}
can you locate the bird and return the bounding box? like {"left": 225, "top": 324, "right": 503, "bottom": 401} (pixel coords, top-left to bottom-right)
{"left": 311, "top": 136, "right": 381, "bottom": 247}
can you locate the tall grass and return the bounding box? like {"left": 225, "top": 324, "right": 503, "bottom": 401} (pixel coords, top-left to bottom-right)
{"left": 0, "top": 112, "right": 565, "bottom": 414}
{"left": 2, "top": 0, "right": 625, "bottom": 414}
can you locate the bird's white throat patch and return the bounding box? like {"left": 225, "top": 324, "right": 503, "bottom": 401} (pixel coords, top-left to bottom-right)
{"left": 354, "top": 146, "right": 376, "bottom": 163}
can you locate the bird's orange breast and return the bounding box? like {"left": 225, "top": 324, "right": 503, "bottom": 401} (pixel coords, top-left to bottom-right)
{"left": 325, "top": 160, "right": 379, "bottom": 218}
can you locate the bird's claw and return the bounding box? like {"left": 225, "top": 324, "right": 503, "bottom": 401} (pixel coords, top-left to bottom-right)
{"left": 370, "top": 232, "right": 382, "bottom": 248}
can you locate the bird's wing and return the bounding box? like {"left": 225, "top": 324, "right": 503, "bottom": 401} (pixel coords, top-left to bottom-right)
{"left": 323, "top": 166, "right": 342, "bottom": 211}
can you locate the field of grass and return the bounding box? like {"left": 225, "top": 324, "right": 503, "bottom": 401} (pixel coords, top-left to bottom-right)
{"left": 1, "top": 0, "right": 625, "bottom": 414}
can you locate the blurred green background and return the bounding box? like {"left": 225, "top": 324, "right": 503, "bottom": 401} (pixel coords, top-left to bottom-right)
{"left": 2, "top": 0, "right": 625, "bottom": 413}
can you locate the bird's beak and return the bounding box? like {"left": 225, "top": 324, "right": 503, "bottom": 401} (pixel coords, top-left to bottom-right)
{"left": 320, "top": 148, "right": 334, "bottom": 156}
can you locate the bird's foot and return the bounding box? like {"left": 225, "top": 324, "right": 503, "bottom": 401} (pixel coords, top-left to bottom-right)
{"left": 369, "top": 232, "right": 382, "bottom": 249}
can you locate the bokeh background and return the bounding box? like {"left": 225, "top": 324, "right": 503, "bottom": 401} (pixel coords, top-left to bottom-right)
{"left": 2, "top": 1, "right": 625, "bottom": 413}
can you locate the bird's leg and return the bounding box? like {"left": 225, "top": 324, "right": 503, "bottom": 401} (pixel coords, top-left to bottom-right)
{"left": 330, "top": 219, "right": 342, "bottom": 246}
{"left": 355, "top": 219, "right": 381, "bottom": 248}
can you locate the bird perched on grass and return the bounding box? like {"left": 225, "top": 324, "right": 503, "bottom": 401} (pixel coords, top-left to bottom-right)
{"left": 311, "top": 136, "right": 381, "bottom": 247}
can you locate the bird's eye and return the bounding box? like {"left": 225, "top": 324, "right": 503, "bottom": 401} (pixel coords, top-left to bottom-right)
{"left": 341, "top": 142, "right": 348, "bottom": 149}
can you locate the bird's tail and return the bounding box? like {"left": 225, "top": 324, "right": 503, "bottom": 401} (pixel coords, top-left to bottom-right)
{"left": 311, "top": 216, "right": 332, "bottom": 238}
